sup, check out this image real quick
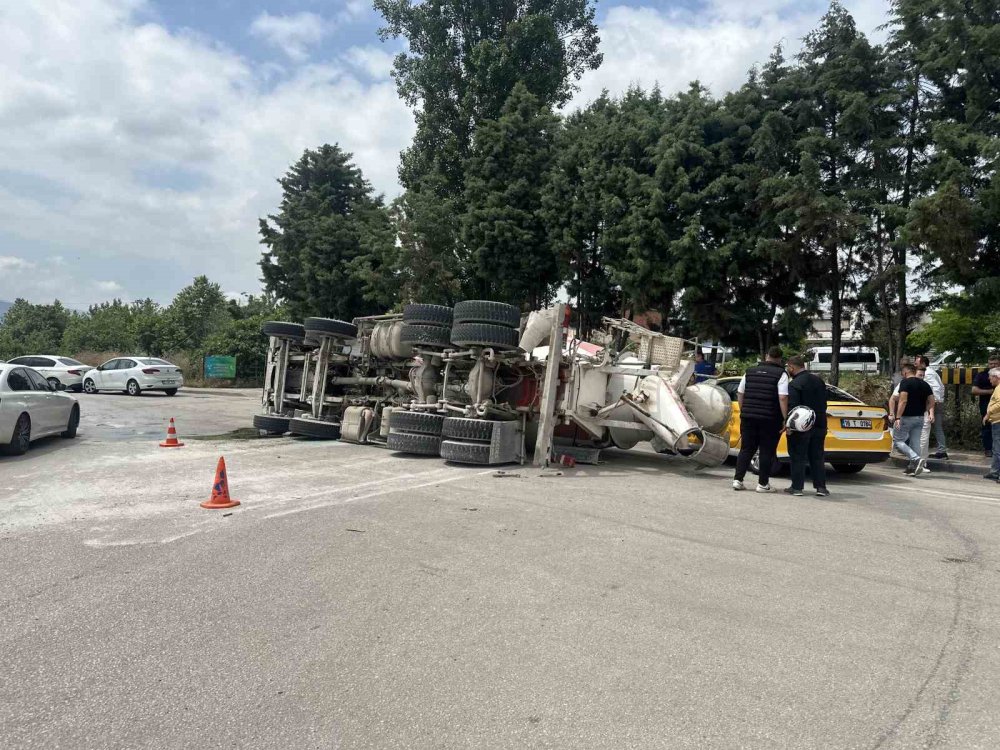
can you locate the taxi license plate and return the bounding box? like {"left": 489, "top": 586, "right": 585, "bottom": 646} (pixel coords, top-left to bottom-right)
{"left": 841, "top": 419, "right": 872, "bottom": 429}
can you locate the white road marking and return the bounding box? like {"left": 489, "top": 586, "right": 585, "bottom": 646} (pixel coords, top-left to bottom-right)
{"left": 263, "top": 469, "right": 493, "bottom": 519}
{"left": 875, "top": 482, "right": 1000, "bottom": 507}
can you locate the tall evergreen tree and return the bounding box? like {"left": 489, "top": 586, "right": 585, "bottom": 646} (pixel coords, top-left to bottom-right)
{"left": 777, "top": 3, "right": 886, "bottom": 383}
{"left": 542, "top": 93, "right": 622, "bottom": 338}
{"left": 259, "top": 144, "right": 396, "bottom": 320}
{"left": 375, "top": 0, "right": 602, "bottom": 299}
{"left": 892, "top": 0, "right": 1000, "bottom": 307}
{"left": 463, "top": 83, "right": 561, "bottom": 308}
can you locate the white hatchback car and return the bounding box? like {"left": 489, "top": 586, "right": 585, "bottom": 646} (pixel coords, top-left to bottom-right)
{"left": 83, "top": 357, "right": 184, "bottom": 396}
{"left": 0, "top": 364, "right": 80, "bottom": 455}
{"left": 6, "top": 355, "right": 93, "bottom": 392}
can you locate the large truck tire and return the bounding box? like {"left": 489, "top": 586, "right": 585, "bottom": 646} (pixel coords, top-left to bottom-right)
{"left": 289, "top": 417, "right": 342, "bottom": 440}
{"left": 389, "top": 411, "right": 446, "bottom": 436}
{"left": 400, "top": 323, "right": 452, "bottom": 348}
{"left": 440, "top": 439, "right": 492, "bottom": 464}
{"left": 387, "top": 431, "right": 442, "bottom": 456}
{"left": 303, "top": 317, "right": 358, "bottom": 339}
{"left": 253, "top": 414, "right": 290, "bottom": 435}
{"left": 452, "top": 300, "right": 520, "bottom": 328}
{"left": 442, "top": 417, "right": 496, "bottom": 442}
{"left": 261, "top": 321, "right": 306, "bottom": 340}
{"left": 450, "top": 322, "right": 520, "bottom": 350}
{"left": 403, "top": 304, "right": 453, "bottom": 327}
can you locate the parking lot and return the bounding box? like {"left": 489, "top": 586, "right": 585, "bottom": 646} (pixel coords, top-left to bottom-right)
{"left": 2, "top": 389, "right": 1000, "bottom": 748}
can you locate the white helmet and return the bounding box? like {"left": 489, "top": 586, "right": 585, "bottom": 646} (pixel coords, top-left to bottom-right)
{"left": 786, "top": 406, "right": 816, "bottom": 432}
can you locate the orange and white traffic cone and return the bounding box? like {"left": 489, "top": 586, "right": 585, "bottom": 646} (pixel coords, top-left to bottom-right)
{"left": 159, "top": 418, "right": 185, "bottom": 448}
{"left": 201, "top": 456, "right": 241, "bottom": 510}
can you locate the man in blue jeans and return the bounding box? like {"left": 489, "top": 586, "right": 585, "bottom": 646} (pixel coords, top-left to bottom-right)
{"left": 890, "top": 363, "right": 935, "bottom": 476}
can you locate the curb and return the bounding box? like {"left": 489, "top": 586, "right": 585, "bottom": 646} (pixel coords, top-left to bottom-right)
{"left": 888, "top": 455, "right": 991, "bottom": 477}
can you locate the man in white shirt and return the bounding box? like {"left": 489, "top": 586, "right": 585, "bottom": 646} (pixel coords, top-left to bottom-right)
{"left": 916, "top": 355, "right": 947, "bottom": 459}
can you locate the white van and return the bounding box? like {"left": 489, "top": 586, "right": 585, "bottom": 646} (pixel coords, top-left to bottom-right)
{"left": 805, "top": 347, "right": 880, "bottom": 373}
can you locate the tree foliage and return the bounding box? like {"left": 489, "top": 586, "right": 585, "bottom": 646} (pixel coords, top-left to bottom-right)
{"left": 463, "top": 83, "right": 561, "bottom": 307}
{"left": 259, "top": 144, "right": 396, "bottom": 320}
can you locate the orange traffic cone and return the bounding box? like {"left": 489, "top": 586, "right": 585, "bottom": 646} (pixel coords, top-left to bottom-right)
{"left": 201, "top": 456, "right": 241, "bottom": 510}
{"left": 159, "top": 418, "right": 185, "bottom": 448}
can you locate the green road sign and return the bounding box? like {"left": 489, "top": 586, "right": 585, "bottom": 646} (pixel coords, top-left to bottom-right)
{"left": 204, "top": 355, "right": 236, "bottom": 379}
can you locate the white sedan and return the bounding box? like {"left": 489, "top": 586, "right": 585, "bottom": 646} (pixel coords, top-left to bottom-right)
{"left": 0, "top": 364, "right": 80, "bottom": 455}
{"left": 83, "top": 357, "right": 184, "bottom": 396}
{"left": 6, "top": 355, "right": 93, "bottom": 392}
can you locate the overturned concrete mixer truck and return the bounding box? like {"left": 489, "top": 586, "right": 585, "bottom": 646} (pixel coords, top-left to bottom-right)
{"left": 252, "top": 301, "right": 731, "bottom": 468}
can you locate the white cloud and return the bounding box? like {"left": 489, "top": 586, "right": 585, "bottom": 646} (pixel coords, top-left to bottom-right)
{"left": 573, "top": 1, "right": 890, "bottom": 107}
{"left": 250, "top": 11, "right": 331, "bottom": 61}
{"left": 0, "top": 0, "right": 415, "bottom": 305}
{"left": 0, "top": 256, "right": 36, "bottom": 273}
{"left": 344, "top": 45, "right": 397, "bottom": 80}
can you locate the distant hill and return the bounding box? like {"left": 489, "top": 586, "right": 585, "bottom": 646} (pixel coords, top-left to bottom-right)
{"left": 0, "top": 300, "right": 11, "bottom": 321}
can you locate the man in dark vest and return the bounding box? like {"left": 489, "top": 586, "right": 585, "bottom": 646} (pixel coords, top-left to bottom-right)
{"left": 733, "top": 346, "right": 789, "bottom": 493}
{"left": 784, "top": 355, "right": 829, "bottom": 497}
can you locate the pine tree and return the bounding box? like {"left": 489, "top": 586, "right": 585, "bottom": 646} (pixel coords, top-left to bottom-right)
{"left": 542, "top": 94, "right": 621, "bottom": 338}
{"left": 462, "top": 83, "right": 561, "bottom": 308}
{"left": 892, "top": 0, "right": 1000, "bottom": 307}
{"left": 259, "top": 144, "right": 396, "bottom": 320}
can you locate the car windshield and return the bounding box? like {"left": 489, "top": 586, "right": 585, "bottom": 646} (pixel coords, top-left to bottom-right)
{"left": 826, "top": 383, "right": 862, "bottom": 403}
{"left": 58, "top": 358, "right": 85, "bottom": 366}
{"left": 139, "top": 358, "right": 172, "bottom": 366}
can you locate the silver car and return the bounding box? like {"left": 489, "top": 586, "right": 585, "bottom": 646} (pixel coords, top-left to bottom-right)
{"left": 82, "top": 357, "right": 184, "bottom": 396}
{"left": 0, "top": 364, "right": 80, "bottom": 455}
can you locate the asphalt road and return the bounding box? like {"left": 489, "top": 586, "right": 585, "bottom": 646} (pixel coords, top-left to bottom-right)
{"left": 2, "top": 391, "right": 999, "bottom": 748}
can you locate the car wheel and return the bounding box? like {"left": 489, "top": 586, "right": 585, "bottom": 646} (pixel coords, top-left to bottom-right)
{"left": 83, "top": 379, "right": 98, "bottom": 394}
{"left": 165, "top": 389, "right": 178, "bottom": 396}
{"left": 47, "top": 377, "right": 60, "bottom": 389}
{"left": 3, "top": 414, "right": 30, "bottom": 456}
{"left": 126, "top": 379, "right": 141, "bottom": 396}
{"left": 61, "top": 406, "right": 80, "bottom": 439}
{"left": 833, "top": 463, "right": 865, "bottom": 474}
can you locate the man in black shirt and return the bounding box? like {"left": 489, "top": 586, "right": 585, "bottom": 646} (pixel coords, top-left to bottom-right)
{"left": 972, "top": 354, "right": 1000, "bottom": 457}
{"left": 733, "top": 346, "right": 789, "bottom": 493}
{"left": 784, "top": 355, "right": 828, "bottom": 497}
{"left": 891, "top": 363, "right": 935, "bottom": 475}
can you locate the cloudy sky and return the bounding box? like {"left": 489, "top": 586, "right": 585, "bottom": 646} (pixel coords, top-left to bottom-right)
{"left": 0, "top": 0, "right": 890, "bottom": 308}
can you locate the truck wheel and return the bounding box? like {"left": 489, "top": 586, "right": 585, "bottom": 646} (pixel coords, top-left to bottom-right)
{"left": 289, "top": 417, "right": 341, "bottom": 440}
{"left": 403, "top": 304, "right": 453, "bottom": 327}
{"left": 303, "top": 317, "right": 358, "bottom": 339}
{"left": 389, "top": 411, "right": 446, "bottom": 436}
{"left": 450, "top": 322, "right": 519, "bottom": 350}
{"left": 387, "top": 431, "right": 442, "bottom": 456}
{"left": 440, "top": 439, "right": 492, "bottom": 464}
{"left": 442, "top": 417, "right": 497, "bottom": 442}
{"left": 253, "top": 414, "right": 290, "bottom": 435}
{"left": 453, "top": 300, "right": 520, "bottom": 328}
{"left": 261, "top": 321, "right": 306, "bottom": 340}
{"left": 400, "top": 323, "right": 451, "bottom": 348}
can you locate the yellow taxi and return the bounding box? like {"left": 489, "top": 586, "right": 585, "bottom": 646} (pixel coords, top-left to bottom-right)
{"left": 716, "top": 377, "right": 892, "bottom": 474}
